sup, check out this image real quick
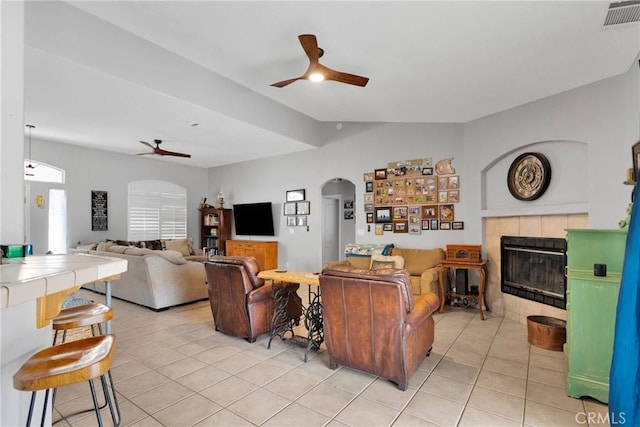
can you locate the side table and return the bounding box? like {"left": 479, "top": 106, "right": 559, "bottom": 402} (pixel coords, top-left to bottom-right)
{"left": 439, "top": 260, "right": 489, "bottom": 320}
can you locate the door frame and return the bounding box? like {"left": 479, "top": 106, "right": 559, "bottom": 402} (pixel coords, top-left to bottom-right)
{"left": 320, "top": 194, "right": 342, "bottom": 268}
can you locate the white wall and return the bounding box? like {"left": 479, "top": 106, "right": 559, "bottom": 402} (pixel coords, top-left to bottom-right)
{"left": 464, "top": 65, "right": 640, "bottom": 243}
{"left": 26, "top": 139, "right": 208, "bottom": 253}
{"left": 207, "top": 122, "right": 464, "bottom": 271}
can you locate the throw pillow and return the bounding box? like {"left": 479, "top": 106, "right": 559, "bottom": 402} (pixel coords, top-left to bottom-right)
{"left": 164, "top": 238, "right": 191, "bottom": 257}
{"left": 370, "top": 254, "right": 405, "bottom": 270}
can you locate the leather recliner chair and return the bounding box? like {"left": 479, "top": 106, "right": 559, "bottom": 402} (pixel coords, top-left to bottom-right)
{"left": 205, "top": 256, "right": 301, "bottom": 343}
{"left": 320, "top": 266, "right": 440, "bottom": 390}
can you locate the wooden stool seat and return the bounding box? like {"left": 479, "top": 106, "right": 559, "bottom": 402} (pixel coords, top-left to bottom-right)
{"left": 52, "top": 302, "right": 113, "bottom": 346}
{"left": 14, "top": 335, "right": 115, "bottom": 392}
{"left": 53, "top": 302, "right": 112, "bottom": 331}
{"left": 13, "top": 335, "right": 119, "bottom": 426}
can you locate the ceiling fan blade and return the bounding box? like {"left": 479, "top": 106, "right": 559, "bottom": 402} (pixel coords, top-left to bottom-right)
{"left": 271, "top": 77, "right": 303, "bottom": 88}
{"left": 139, "top": 141, "right": 155, "bottom": 149}
{"left": 157, "top": 149, "right": 191, "bottom": 158}
{"left": 320, "top": 64, "right": 369, "bottom": 87}
{"left": 298, "top": 34, "right": 319, "bottom": 65}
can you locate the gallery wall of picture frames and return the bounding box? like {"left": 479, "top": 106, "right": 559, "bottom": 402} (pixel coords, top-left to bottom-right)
{"left": 284, "top": 189, "right": 310, "bottom": 228}
{"left": 365, "top": 158, "right": 464, "bottom": 235}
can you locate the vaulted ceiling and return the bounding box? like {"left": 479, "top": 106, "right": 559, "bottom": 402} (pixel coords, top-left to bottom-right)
{"left": 23, "top": 1, "right": 640, "bottom": 167}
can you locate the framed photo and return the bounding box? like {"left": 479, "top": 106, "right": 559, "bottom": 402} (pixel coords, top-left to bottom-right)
{"left": 296, "top": 201, "right": 310, "bottom": 215}
{"left": 448, "top": 175, "right": 459, "bottom": 189}
{"left": 375, "top": 224, "right": 384, "bottom": 235}
{"left": 284, "top": 202, "right": 296, "bottom": 215}
{"left": 449, "top": 190, "right": 460, "bottom": 203}
{"left": 452, "top": 221, "right": 464, "bottom": 230}
{"left": 440, "top": 221, "right": 451, "bottom": 230}
{"left": 365, "top": 181, "right": 374, "bottom": 192}
{"left": 296, "top": 215, "right": 307, "bottom": 226}
{"left": 375, "top": 207, "right": 392, "bottom": 223}
{"left": 422, "top": 205, "right": 438, "bottom": 219}
{"left": 438, "top": 176, "right": 449, "bottom": 189}
{"left": 394, "top": 220, "right": 408, "bottom": 233}
{"left": 408, "top": 206, "right": 421, "bottom": 215}
{"left": 374, "top": 168, "right": 387, "bottom": 180}
{"left": 344, "top": 200, "right": 353, "bottom": 209}
{"left": 363, "top": 172, "right": 374, "bottom": 182}
{"left": 286, "top": 189, "right": 305, "bottom": 202}
{"left": 366, "top": 212, "right": 374, "bottom": 223}
{"left": 286, "top": 216, "right": 296, "bottom": 226}
{"left": 438, "top": 191, "right": 449, "bottom": 203}
{"left": 364, "top": 193, "right": 374, "bottom": 203}
{"left": 409, "top": 224, "right": 421, "bottom": 235}
{"left": 633, "top": 141, "right": 640, "bottom": 182}
{"left": 422, "top": 167, "right": 433, "bottom": 175}
{"left": 430, "top": 219, "right": 439, "bottom": 230}
{"left": 440, "top": 204, "right": 454, "bottom": 221}
{"left": 364, "top": 203, "right": 374, "bottom": 212}
{"left": 393, "top": 206, "right": 408, "bottom": 220}
{"left": 344, "top": 210, "right": 354, "bottom": 220}
{"left": 422, "top": 220, "right": 430, "bottom": 230}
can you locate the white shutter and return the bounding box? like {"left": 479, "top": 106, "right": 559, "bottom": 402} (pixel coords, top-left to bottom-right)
{"left": 128, "top": 181, "right": 187, "bottom": 241}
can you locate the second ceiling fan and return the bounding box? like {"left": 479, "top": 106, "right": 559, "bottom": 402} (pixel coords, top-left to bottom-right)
{"left": 271, "top": 34, "right": 369, "bottom": 88}
{"left": 138, "top": 140, "right": 191, "bottom": 158}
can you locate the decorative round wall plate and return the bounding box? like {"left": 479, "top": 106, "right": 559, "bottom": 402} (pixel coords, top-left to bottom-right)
{"left": 507, "top": 152, "right": 551, "bottom": 201}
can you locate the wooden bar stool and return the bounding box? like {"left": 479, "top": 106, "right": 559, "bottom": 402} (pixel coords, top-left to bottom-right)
{"left": 51, "top": 302, "right": 120, "bottom": 425}
{"left": 52, "top": 302, "right": 113, "bottom": 345}
{"left": 13, "top": 335, "right": 119, "bottom": 427}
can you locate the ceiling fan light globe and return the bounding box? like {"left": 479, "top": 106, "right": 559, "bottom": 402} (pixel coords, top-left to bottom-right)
{"left": 309, "top": 72, "right": 324, "bottom": 82}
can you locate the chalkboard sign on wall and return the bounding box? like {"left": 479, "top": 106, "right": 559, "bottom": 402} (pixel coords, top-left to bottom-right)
{"left": 91, "top": 190, "right": 108, "bottom": 231}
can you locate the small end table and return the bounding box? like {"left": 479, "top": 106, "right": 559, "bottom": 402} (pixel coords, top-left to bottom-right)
{"left": 439, "top": 260, "right": 489, "bottom": 320}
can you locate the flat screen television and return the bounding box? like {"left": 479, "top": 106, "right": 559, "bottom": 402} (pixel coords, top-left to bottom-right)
{"left": 233, "top": 202, "right": 275, "bottom": 236}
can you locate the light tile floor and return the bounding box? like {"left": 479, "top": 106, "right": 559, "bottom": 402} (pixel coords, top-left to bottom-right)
{"left": 52, "top": 289, "right": 609, "bottom": 427}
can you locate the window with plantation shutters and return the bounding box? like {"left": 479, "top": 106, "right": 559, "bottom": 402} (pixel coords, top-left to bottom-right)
{"left": 128, "top": 180, "right": 187, "bottom": 241}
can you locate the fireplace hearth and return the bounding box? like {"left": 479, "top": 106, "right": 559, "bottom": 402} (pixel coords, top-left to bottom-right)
{"left": 500, "top": 236, "right": 567, "bottom": 309}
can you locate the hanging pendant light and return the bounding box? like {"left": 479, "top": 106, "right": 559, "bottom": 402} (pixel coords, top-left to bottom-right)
{"left": 25, "top": 124, "right": 35, "bottom": 177}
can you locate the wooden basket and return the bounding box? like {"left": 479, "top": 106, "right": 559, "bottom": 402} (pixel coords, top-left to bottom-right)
{"left": 527, "top": 315, "right": 566, "bottom": 351}
{"left": 446, "top": 245, "right": 482, "bottom": 263}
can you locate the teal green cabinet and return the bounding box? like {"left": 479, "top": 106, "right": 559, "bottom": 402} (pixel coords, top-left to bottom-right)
{"left": 565, "top": 229, "right": 627, "bottom": 403}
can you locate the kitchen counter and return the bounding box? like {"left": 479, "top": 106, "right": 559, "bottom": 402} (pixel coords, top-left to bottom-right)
{"left": 0, "top": 253, "right": 127, "bottom": 426}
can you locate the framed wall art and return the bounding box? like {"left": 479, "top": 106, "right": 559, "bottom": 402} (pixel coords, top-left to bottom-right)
{"left": 440, "top": 204, "right": 454, "bottom": 221}
{"left": 430, "top": 219, "right": 439, "bottom": 230}
{"left": 286, "top": 189, "right": 305, "bottom": 202}
{"left": 286, "top": 216, "right": 296, "bottom": 226}
{"left": 375, "top": 168, "right": 387, "bottom": 180}
{"left": 296, "top": 216, "right": 307, "bottom": 226}
{"left": 452, "top": 221, "right": 464, "bottom": 230}
{"left": 363, "top": 172, "right": 374, "bottom": 182}
{"left": 296, "top": 201, "right": 310, "bottom": 215}
{"left": 375, "top": 207, "right": 392, "bottom": 223}
{"left": 394, "top": 220, "right": 408, "bottom": 233}
{"left": 284, "top": 202, "right": 296, "bottom": 215}
{"left": 375, "top": 224, "right": 384, "bottom": 235}
{"left": 383, "top": 223, "right": 393, "bottom": 232}
{"left": 422, "top": 220, "right": 430, "bottom": 230}
{"left": 440, "top": 221, "right": 451, "bottom": 230}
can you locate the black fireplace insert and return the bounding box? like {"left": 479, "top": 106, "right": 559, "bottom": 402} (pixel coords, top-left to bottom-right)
{"left": 500, "top": 236, "right": 567, "bottom": 309}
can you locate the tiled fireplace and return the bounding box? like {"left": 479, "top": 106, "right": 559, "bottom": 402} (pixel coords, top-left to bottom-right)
{"left": 484, "top": 214, "right": 588, "bottom": 325}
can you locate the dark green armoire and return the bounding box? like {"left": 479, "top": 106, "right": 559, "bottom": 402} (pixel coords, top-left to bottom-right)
{"left": 565, "top": 228, "right": 627, "bottom": 403}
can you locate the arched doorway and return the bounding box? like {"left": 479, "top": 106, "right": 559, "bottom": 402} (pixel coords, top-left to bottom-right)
{"left": 320, "top": 178, "right": 356, "bottom": 266}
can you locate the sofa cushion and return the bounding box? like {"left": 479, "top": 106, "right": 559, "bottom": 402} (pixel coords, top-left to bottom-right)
{"left": 164, "top": 238, "right": 193, "bottom": 257}
{"left": 106, "top": 245, "right": 130, "bottom": 254}
{"left": 96, "top": 241, "right": 116, "bottom": 252}
{"left": 123, "top": 247, "right": 155, "bottom": 256}
{"left": 142, "top": 239, "right": 164, "bottom": 251}
{"left": 370, "top": 254, "right": 405, "bottom": 270}
{"left": 391, "top": 247, "right": 443, "bottom": 276}
{"left": 156, "top": 250, "right": 187, "bottom": 265}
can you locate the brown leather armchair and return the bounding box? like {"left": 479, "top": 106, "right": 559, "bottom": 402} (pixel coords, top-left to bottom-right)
{"left": 205, "top": 256, "right": 301, "bottom": 343}
{"left": 320, "top": 266, "right": 440, "bottom": 390}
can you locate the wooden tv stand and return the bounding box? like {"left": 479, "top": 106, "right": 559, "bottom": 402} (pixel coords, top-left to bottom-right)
{"left": 225, "top": 240, "right": 278, "bottom": 270}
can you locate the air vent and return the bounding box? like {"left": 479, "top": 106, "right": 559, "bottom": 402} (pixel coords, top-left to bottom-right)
{"left": 604, "top": 1, "right": 640, "bottom": 26}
